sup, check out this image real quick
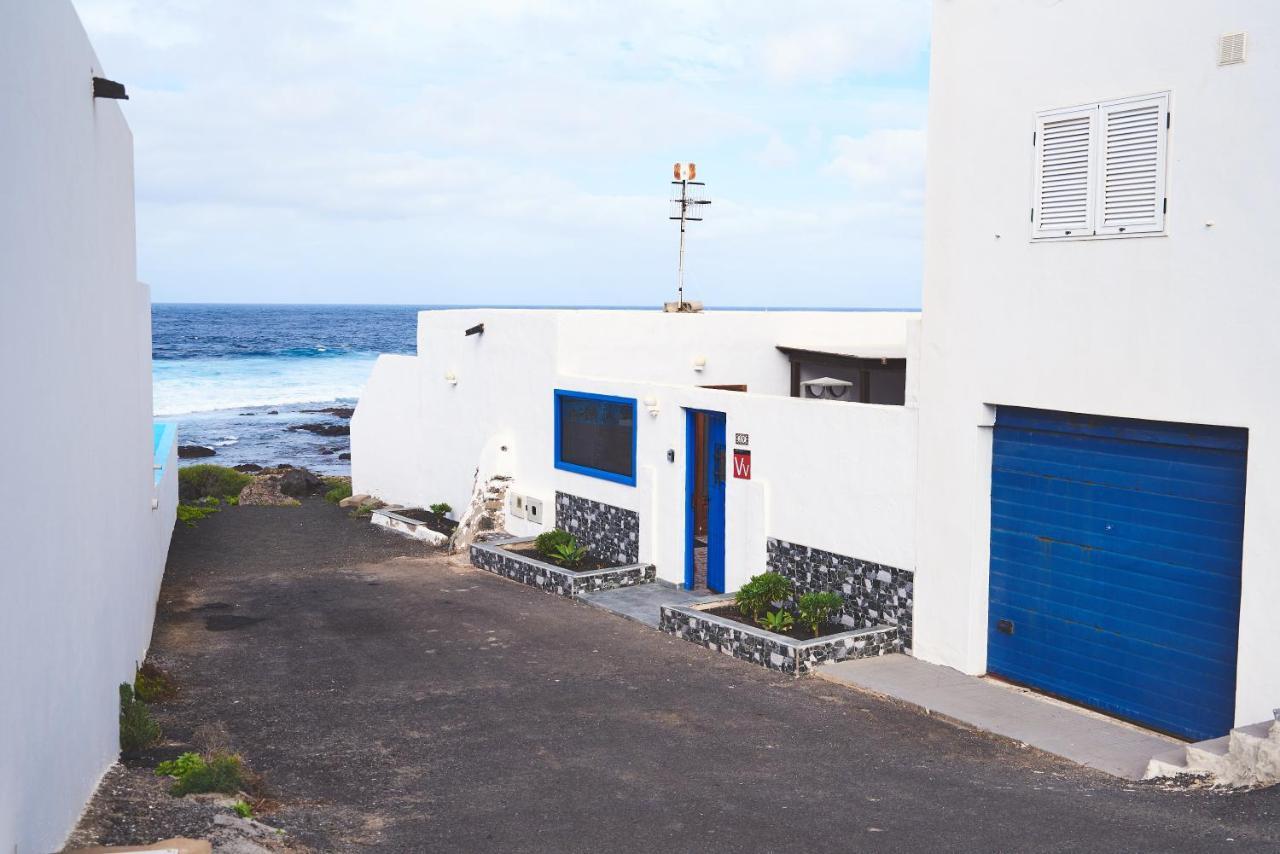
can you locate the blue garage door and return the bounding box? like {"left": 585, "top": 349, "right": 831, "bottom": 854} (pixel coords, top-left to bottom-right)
{"left": 988, "top": 407, "right": 1247, "bottom": 741}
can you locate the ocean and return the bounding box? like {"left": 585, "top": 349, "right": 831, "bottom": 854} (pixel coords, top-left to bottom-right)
{"left": 154, "top": 304, "right": 421, "bottom": 474}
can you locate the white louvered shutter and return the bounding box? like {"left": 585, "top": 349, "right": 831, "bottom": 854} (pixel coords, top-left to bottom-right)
{"left": 1096, "top": 93, "right": 1168, "bottom": 235}
{"left": 1033, "top": 105, "right": 1098, "bottom": 238}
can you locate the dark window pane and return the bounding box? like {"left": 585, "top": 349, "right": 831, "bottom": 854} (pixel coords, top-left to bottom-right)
{"left": 559, "top": 395, "right": 634, "bottom": 479}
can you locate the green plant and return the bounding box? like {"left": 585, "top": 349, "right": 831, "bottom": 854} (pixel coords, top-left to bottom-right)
{"left": 796, "top": 591, "right": 844, "bottom": 637}
{"left": 226, "top": 495, "right": 239, "bottom": 506}
{"left": 534, "top": 529, "right": 574, "bottom": 558}
{"left": 156, "top": 750, "right": 248, "bottom": 796}
{"left": 324, "top": 477, "right": 353, "bottom": 504}
{"left": 134, "top": 662, "right": 176, "bottom": 703}
{"left": 734, "top": 572, "right": 791, "bottom": 622}
{"left": 548, "top": 539, "right": 589, "bottom": 568}
{"left": 232, "top": 799, "right": 254, "bottom": 819}
{"left": 178, "top": 464, "right": 252, "bottom": 502}
{"left": 177, "top": 503, "right": 220, "bottom": 527}
{"left": 429, "top": 502, "right": 453, "bottom": 517}
{"left": 119, "top": 683, "right": 161, "bottom": 752}
{"left": 155, "top": 751, "right": 204, "bottom": 779}
{"left": 759, "top": 609, "right": 794, "bottom": 633}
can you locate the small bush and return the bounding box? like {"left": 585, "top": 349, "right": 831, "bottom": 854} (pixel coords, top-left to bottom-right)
{"left": 534, "top": 529, "right": 574, "bottom": 558}
{"left": 796, "top": 591, "right": 844, "bottom": 636}
{"left": 324, "top": 478, "right": 353, "bottom": 504}
{"left": 156, "top": 750, "right": 248, "bottom": 796}
{"left": 547, "top": 539, "right": 588, "bottom": 568}
{"left": 233, "top": 799, "right": 254, "bottom": 819}
{"left": 735, "top": 572, "right": 793, "bottom": 622}
{"left": 429, "top": 502, "right": 452, "bottom": 517}
{"left": 759, "top": 609, "right": 794, "bottom": 633}
{"left": 179, "top": 464, "right": 252, "bottom": 502}
{"left": 177, "top": 503, "right": 220, "bottom": 527}
{"left": 119, "top": 683, "right": 161, "bottom": 752}
{"left": 134, "top": 662, "right": 176, "bottom": 703}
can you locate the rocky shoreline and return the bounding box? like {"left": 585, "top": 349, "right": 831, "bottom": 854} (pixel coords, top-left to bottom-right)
{"left": 173, "top": 403, "right": 354, "bottom": 470}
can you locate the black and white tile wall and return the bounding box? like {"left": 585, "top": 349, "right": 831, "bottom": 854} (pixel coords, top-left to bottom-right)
{"left": 767, "top": 538, "right": 914, "bottom": 651}
{"left": 555, "top": 492, "right": 640, "bottom": 565}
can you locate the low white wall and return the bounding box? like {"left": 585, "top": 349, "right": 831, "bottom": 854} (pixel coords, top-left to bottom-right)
{"left": 0, "top": 4, "right": 174, "bottom": 851}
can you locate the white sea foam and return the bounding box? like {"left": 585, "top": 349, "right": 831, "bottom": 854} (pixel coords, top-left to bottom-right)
{"left": 153, "top": 353, "right": 380, "bottom": 416}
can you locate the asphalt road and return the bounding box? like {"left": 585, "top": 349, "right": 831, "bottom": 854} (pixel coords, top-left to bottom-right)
{"left": 131, "top": 500, "right": 1280, "bottom": 852}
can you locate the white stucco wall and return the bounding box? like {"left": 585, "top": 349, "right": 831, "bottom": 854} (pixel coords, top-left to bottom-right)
{"left": 916, "top": 0, "right": 1280, "bottom": 725}
{"left": 354, "top": 308, "right": 919, "bottom": 589}
{"left": 0, "top": 3, "right": 175, "bottom": 851}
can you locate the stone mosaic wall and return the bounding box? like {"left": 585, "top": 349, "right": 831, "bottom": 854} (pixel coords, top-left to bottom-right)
{"left": 470, "top": 539, "right": 654, "bottom": 598}
{"left": 555, "top": 492, "right": 640, "bottom": 565}
{"left": 659, "top": 604, "right": 899, "bottom": 676}
{"left": 767, "top": 538, "right": 915, "bottom": 651}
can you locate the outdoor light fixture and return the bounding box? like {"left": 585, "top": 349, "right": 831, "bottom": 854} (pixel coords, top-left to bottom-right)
{"left": 643, "top": 395, "right": 660, "bottom": 416}
{"left": 444, "top": 371, "right": 457, "bottom": 385}
{"left": 801, "top": 377, "right": 853, "bottom": 400}
{"left": 692, "top": 356, "right": 706, "bottom": 372}
{"left": 92, "top": 77, "right": 129, "bottom": 100}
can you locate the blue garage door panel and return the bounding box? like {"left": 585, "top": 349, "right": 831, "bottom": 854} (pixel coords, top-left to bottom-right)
{"left": 988, "top": 407, "right": 1247, "bottom": 741}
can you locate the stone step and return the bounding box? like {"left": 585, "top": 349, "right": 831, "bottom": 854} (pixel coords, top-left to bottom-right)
{"left": 1144, "top": 746, "right": 1203, "bottom": 780}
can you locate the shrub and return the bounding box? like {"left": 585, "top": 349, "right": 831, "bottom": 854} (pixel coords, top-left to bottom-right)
{"left": 179, "top": 465, "right": 252, "bottom": 502}
{"left": 534, "top": 529, "right": 574, "bottom": 558}
{"left": 735, "top": 572, "right": 790, "bottom": 622}
{"left": 324, "top": 478, "right": 353, "bottom": 504}
{"left": 796, "top": 591, "right": 844, "bottom": 636}
{"left": 429, "top": 502, "right": 452, "bottom": 517}
{"left": 177, "top": 504, "right": 219, "bottom": 527}
{"left": 156, "top": 750, "right": 248, "bottom": 796}
{"left": 233, "top": 799, "right": 254, "bottom": 819}
{"left": 134, "top": 662, "right": 176, "bottom": 703}
{"left": 119, "top": 683, "right": 161, "bottom": 752}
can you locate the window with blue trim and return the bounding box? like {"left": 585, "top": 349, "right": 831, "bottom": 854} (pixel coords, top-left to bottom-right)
{"left": 554, "top": 390, "right": 636, "bottom": 486}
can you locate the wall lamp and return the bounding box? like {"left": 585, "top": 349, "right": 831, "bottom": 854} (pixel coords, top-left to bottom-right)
{"left": 692, "top": 355, "right": 706, "bottom": 372}
{"left": 643, "top": 395, "right": 660, "bottom": 416}
{"left": 444, "top": 371, "right": 458, "bottom": 385}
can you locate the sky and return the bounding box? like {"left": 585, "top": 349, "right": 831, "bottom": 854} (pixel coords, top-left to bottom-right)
{"left": 73, "top": 1, "right": 932, "bottom": 308}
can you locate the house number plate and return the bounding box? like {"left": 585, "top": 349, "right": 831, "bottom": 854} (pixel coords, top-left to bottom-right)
{"left": 735, "top": 433, "right": 749, "bottom": 446}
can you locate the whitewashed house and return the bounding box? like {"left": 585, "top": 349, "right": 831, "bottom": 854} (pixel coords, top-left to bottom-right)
{"left": 0, "top": 3, "right": 178, "bottom": 851}
{"left": 356, "top": 0, "right": 1280, "bottom": 747}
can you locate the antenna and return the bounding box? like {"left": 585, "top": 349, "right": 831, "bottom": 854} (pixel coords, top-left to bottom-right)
{"left": 667, "top": 162, "right": 711, "bottom": 313}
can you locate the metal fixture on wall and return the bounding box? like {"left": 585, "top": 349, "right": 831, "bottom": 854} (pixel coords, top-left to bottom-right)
{"left": 444, "top": 371, "right": 457, "bottom": 385}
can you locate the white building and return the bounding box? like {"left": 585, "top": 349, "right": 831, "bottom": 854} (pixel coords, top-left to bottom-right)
{"left": 0, "top": 3, "right": 178, "bottom": 852}
{"left": 356, "top": 0, "right": 1280, "bottom": 746}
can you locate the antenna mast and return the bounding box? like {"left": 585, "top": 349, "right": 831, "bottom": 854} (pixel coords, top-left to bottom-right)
{"left": 667, "top": 162, "right": 710, "bottom": 312}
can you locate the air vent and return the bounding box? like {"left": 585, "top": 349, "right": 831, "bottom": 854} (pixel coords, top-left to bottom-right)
{"left": 1219, "top": 32, "right": 1247, "bottom": 65}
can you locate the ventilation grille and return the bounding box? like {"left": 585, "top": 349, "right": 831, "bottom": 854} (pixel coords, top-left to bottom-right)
{"left": 1219, "top": 32, "right": 1247, "bottom": 65}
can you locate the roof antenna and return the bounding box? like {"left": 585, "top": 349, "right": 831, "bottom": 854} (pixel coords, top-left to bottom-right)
{"left": 665, "top": 162, "right": 710, "bottom": 313}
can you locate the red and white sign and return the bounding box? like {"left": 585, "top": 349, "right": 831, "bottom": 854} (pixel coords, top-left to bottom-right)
{"left": 732, "top": 449, "right": 751, "bottom": 479}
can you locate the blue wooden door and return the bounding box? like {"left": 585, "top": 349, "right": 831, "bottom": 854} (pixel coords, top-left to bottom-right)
{"left": 706, "top": 412, "right": 727, "bottom": 593}
{"left": 988, "top": 407, "right": 1247, "bottom": 741}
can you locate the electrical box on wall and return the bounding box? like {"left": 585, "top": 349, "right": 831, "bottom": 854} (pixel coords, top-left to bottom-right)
{"left": 526, "top": 497, "right": 544, "bottom": 525}
{"left": 510, "top": 493, "right": 526, "bottom": 520}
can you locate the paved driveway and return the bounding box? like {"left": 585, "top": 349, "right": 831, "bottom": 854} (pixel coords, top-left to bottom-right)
{"left": 115, "top": 501, "right": 1280, "bottom": 851}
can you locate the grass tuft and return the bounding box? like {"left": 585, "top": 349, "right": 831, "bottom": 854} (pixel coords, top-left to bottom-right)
{"left": 134, "top": 662, "right": 177, "bottom": 703}
{"left": 324, "top": 478, "right": 353, "bottom": 504}
{"left": 156, "top": 750, "right": 249, "bottom": 796}
{"left": 179, "top": 464, "right": 252, "bottom": 502}
{"left": 119, "top": 683, "right": 162, "bottom": 752}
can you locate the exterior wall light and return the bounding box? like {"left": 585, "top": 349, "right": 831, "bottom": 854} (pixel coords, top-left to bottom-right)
{"left": 444, "top": 371, "right": 458, "bottom": 385}
{"left": 692, "top": 356, "right": 706, "bottom": 372}
{"left": 643, "top": 395, "right": 660, "bottom": 416}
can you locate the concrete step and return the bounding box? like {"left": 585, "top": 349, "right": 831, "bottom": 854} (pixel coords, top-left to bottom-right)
{"left": 1185, "top": 735, "right": 1230, "bottom": 773}
{"left": 1144, "top": 746, "right": 1200, "bottom": 780}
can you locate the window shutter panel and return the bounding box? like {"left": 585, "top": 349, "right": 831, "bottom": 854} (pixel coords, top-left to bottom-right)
{"left": 1033, "top": 105, "right": 1098, "bottom": 238}
{"left": 1096, "top": 93, "right": 1168, "bottom": 235}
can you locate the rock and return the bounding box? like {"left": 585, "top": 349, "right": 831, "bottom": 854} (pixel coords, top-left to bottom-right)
{"left": 239, "top": 412, "right": 256, "bottom": 417}
{"left": 319, "top": 448, "right": 334, "bottom": 455}
{"left": 267, "top": 410, "right": 278, "bottom": 415}
{"left": 237, "top": 477, "right": 301, "bottom": 507}
{"left": 278, "top": 468, "right": 324, "bottom": 498}
{"left": 286, "top": 422, "right": 350, "bottom": 437}
{"left": 208, "top": 812, "right": 283, "bottom": 854}
{"left": 178, "top": 445, "right": 216, "bottom": 459}
{"left": 233, "top": 463, "right": 263, "bottom": 473}
{"left": 300, "top": 406, "right": 354, "bottom": 418}
{"left": 339, "top": 494, "right": 370, "bottom": 508}
{"left": 338, "top": 452, "right": 351, "bottom": 460}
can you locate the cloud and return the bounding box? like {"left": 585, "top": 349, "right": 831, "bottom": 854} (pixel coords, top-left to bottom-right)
{"left": 71, "top": 0, "right": 931, "bottom": 307}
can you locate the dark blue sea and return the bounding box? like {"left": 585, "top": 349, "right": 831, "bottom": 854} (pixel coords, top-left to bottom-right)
{"left": 154, "top": 304, "right": 423, "bottom": 474}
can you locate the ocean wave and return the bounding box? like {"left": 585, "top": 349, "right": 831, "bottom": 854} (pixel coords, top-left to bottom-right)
{"left": 153, "top": 352, "right": 380, "bottom": 416}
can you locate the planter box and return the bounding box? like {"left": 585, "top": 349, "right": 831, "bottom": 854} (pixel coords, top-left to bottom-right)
{"left": 371, "top": 508, "right": 452, "bottom": 546}
{"left": 469, "top": 537, "right": 655, "bottom": 598}
{"left": 659, "top": 599, "right": 900, "bottom": 676}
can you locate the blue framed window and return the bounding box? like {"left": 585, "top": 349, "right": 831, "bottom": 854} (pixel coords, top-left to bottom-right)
{"left": 554, "top": 390, "right": 637, "bottom": 486}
